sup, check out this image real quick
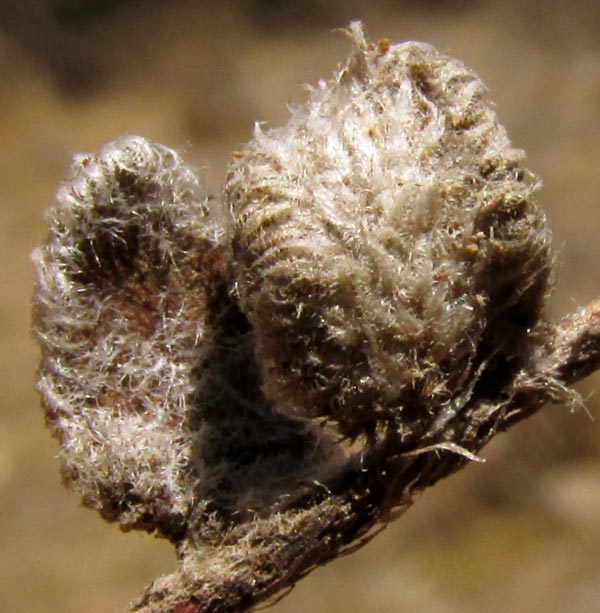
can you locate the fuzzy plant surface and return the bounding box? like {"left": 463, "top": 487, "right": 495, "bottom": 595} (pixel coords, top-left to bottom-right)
{"left": 32, "top": 23, "right": 600, "bottom": 613}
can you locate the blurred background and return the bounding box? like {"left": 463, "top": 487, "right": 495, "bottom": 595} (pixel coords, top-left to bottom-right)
{"left": 1, "top": 1, "right": 600, "bottom": 611}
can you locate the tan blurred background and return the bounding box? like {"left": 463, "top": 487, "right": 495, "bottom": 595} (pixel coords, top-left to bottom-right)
{"left": 1, "top": 1, "right": 600, "bottom": 611}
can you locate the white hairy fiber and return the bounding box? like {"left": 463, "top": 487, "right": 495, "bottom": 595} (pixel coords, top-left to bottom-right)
{"left": 33, "top": 25, "right": 600, "bottom": 613}
{"left": 32, "top": 136, "right": 225, "bottom": 534}
{"left": 32, "top": 25, "right": 554, "bottom": 542}
{"left": 227, "top": 23, "right": 553, "bottom": 439}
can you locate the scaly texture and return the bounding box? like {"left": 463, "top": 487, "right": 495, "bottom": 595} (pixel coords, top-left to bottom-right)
{"left": 227, "top": 23, "right": 553, "bottom": 440}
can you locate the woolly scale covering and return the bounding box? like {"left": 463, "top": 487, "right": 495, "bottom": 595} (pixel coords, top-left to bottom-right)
{"left": 32, "top": 138, "right": 223, "bottom": 534}
{"left": 227, "top": 24, "right": 552, "bottom": 439}
{"left": 32, "top": 23, "right": 561, "bottom": 611}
